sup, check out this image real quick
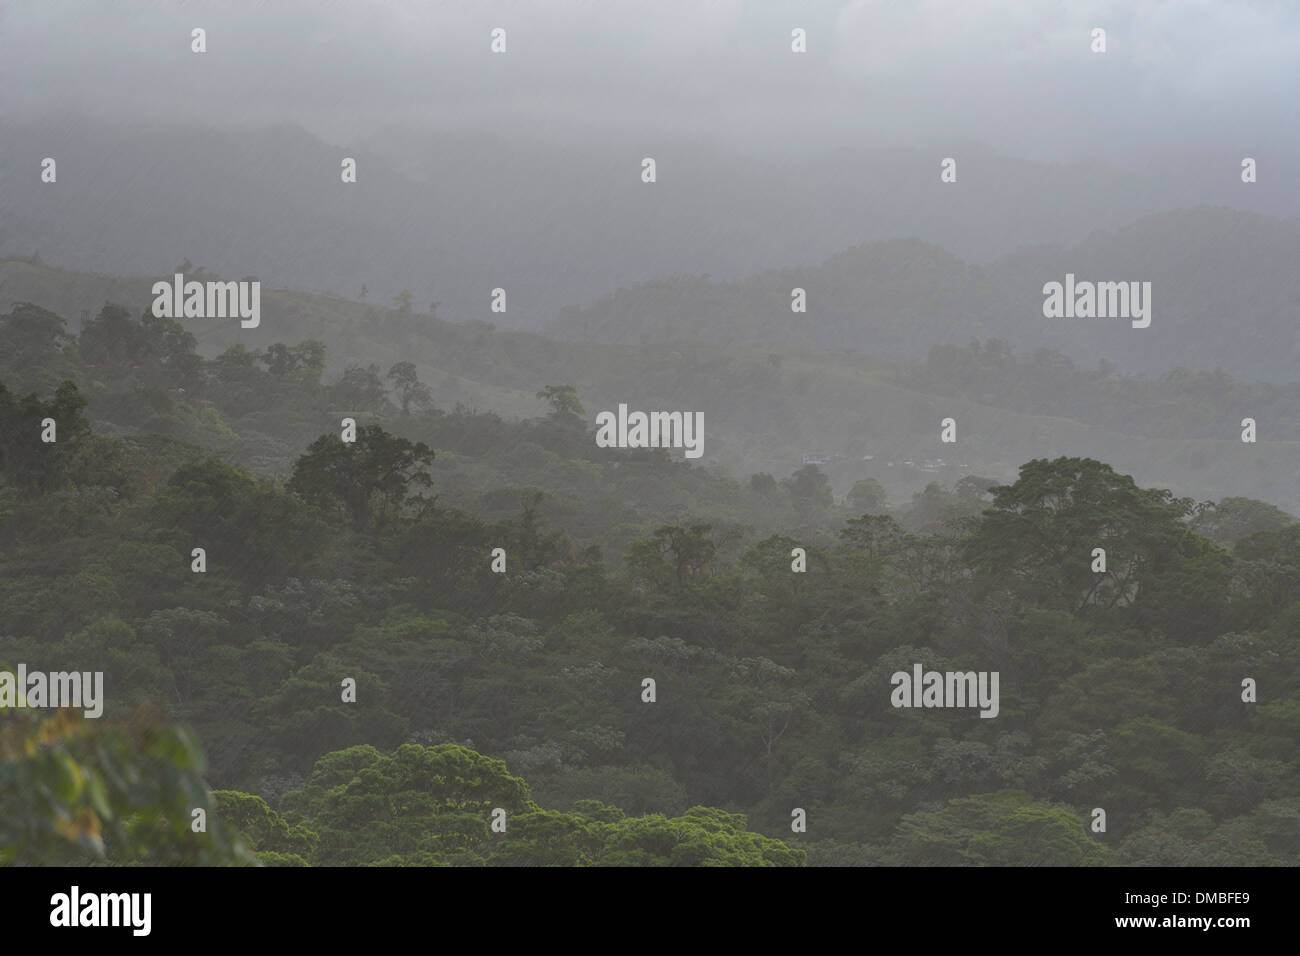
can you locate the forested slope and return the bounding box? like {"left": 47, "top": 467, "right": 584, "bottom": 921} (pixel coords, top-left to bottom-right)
{"left": 1, "top": 298, "right": 1296, "bottom": 866}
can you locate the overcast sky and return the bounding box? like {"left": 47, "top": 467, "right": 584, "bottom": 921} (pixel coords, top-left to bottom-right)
{"left": 4, "top": 0, "right": 1298, "bottom": 162}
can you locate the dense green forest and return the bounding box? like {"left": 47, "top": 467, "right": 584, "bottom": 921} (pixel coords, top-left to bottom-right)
{"left": 1, "top": 301, "right": 1298, "bottom": 866}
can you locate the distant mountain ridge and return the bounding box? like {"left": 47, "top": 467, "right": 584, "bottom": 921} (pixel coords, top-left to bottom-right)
{"left": 549, "top": 206, "right": 1300, "bottom": 381}
{"left": 3, "top": 114, "right": 1295, "bottom": 358}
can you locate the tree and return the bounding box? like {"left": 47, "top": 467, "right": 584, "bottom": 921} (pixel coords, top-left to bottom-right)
{"left": 847, "top": 477, "right": 888, "bottom": 514}
{"left": 1193, "top": 496, "right": 1295, "bottom": 546}
{"left": 506, "top": 489, "right": 570, "bottom": 571}
{"left": 0, "top": 379, "right": 91, "bottom": 494}
{"left": 139, "top": 307, "right": 201, "bottom": 384}
{"left": 78, "top": 303, "right": 151, "bottom": 369}
{"left": 839, "top": 513, "right": 907, "bottom": 560}
{"left": 212, "top": 791, "right": 318, "bottom": 865}
{"left": 626, "top": 523, "right": 716, "bottom": 589}
{"left": 387, "top": 361, "right": 433, "bottom": 417}
{"left": 885, "top": 790, "right": 1105, "bottom": 866}
{"left": 955, "top": 474, "right": 998, "bottom": 502}
{"left": 595, "top": 806, "right": 804, "bottom": 867}
{"left": 211, "top": 343, "right": 263, "bottom": 387}
{"left": 0, "top": 303, "right": 80, "bottom": 392}
{"left": 900, "top": 482, "right": 984, "bottom": 530}
{"left": 536, "top": 384, "right": 586, "bottom": 424}
{"left": 329, "top": 364, "right": 390, "bottom": 414}
{"left": 262, "top": 343, "right": 297, "bottom": 377}
{"left": 155, "top": 456, "right": 327, "bottom": 584}
{"left": 288, "top": 424, "right": 434, "bottom": 530}
{"left": 782, "top": 464, "right": 833, "bottom": 510}
{"left": 277, "top": 743, "right": 804, "bottom": 866}
{"left": 967, "top": 804, "right": 1108, "bottom": 866}
{"left": 291, "top": 340, "right": 328, "bottom": 387}
{"left": 281, "top": 743, "right": 536, "bottom": 865}
{"left": 1114, "top": 808, "right": 1281, "bottom": 866}
{"left": 963, "top": 457, "right": 1198, "bottom": 613}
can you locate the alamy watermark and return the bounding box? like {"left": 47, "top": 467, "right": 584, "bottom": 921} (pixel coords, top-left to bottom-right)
{"left": 0, "top": 665, "right": 103, "bottom": 718}
{"left": 50, "top": 886, "right": 150, "bottom": 936}
{"left": 151, "top": 273, "right": 260, "bottom": 328}
{"left": 1042, "top": 273, "right": 1151, "bottom": 329}
{"left": 890, "top": 663, "right": 999, "bottom": 718}
{"left": 594, "top": 403, "right": 703, "bottom": 459}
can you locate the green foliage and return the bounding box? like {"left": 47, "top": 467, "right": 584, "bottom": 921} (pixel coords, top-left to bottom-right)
{"left": 0, "top": 303, "right": 81, "bottom": 393}
{"left": 0, "top": 379, "right": 91, "bottom": 494}
{"left": 156, "top": 456, "right": 328, "bottom": 586}
{"left": 847, "top": 477, "right": 888, "bottom": 514}
{"left": 1193, "top": 497, "right": 1295, "bottom": 545}
{"left": 329, "top": 364, "right": 391, "bottom": 415}
{"left": 0, "top": 307, "right": 1297, "bottom": 868}
{"left": 288, "top": 425, "right": 433, "bottom": 530}
{"left": 782, "top": 464, "right": 833, "bottom": 512}
{"left": 387, "top": 361, "right": 433, "bottom": 416}
{"left": 0, "top": 705, "right": 255, "bottom": 865}
{"left": 964, "top": 458, "right": 1206, "bottom": 617}
{"left": 536, "top": 384, "right": 586, "bottom": 424}
{"left": 277, "top": 743, "right": 802, "bottom": 867}
{"left": 280, "top": 743, "right": 536, "bottom": 865}
{"left": 887, "top": 791, "right": 1106, "bottom": 866}
{"left": 212, "top": 790, "right": 317, "bottom": 865}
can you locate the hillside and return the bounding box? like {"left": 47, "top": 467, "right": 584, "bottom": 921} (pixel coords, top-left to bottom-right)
{"left": 1, "top": 308, "right": 1297, "bottom": 868}
{"left": 4, "top": 258, "right": 1300, "bottom": 514}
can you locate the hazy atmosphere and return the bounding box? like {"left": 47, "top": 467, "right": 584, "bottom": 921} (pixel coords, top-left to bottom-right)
{"left": 1, "top": 0, "right": 1297, "bottom": 883}
{"left": 4, "top": 0, "right": 1300, "bottom": 327}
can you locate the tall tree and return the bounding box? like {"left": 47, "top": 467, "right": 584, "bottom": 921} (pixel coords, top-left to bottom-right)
{"left": 535, "top": 384, "right": 586, "bottom": 424}
{"left": 288, "top": 424, "right": 434, "bottom": 530}
{"left": 963, "top": 457, "right": 1197, "bottom": 612}
{"left": 387, "top": 361, "right": 433, "bottom": 417}
{"left": 0, "top": 379, "right": 90, "bottom": 494}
